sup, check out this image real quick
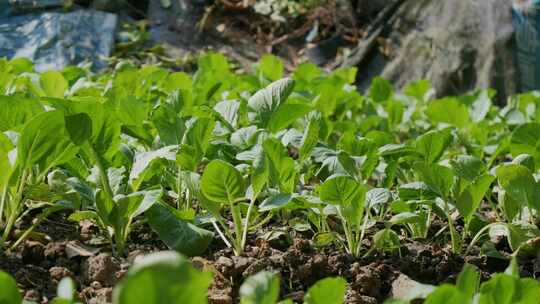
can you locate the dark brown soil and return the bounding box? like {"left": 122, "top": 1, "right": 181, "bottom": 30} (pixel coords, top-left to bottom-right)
{"left": 0, "top": 211, "right": 530, "bottom": 304}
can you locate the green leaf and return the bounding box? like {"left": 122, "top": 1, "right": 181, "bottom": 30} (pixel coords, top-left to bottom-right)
{"left": 389, "top": 212, "right": 421, "bottom": 226}
{"left": 185, "top": 118, "right": 215, "bottom": 157}
{"left": 414, "top": 128, "right": 453, "bottom": 163}
{"left": 68, "top": 210, "right": 100, "bottom": 222}
{"left": 469, "top": 90, "right": 492, "bottom": 123}
{"left": 505, "top": 257, "right": 519, "bottom": 278}
{"left": 116, "top": 96, "right": 150, "bottom": 128}
{"left": 17, "top": 110, "right": 78, "bottom": 175}
{"left": 257, "top": 54, "right": 284, "bottom": 82}
{"left": 319, "top": 175, "right": 364, "bottom": 206}
{"left": 386, "top": 99, "right": 404, "bottom": 127}
{"left": 0, "top": 132, "right": 14, "bottom": 189}
{"left": 176, "top": 145, "right": 199, "bottom": 172}
{"left": 0, "top": 95, "right": 44, "bottom": 131}
{"left": 456, "top": 264, "right": 480, "bottom": 299}
{"left": 263, "top": 138, "right": 296, "bottom": 193}
{"left": 268, "top": 103, "right": 312, "bottom": 133}
{"left": 455, "top": 174, "right": 494, "bottom": 221}
{"left": 259, "top": 193, "right": 293, "bottom": 212}
{"left": 55, "top": 277, "right": 78, "bottom": 302}
{"left": 496, "top": 164, "right": 539, "bottom": 212}
{"left": 130, "top": 146, "right": 176, "bottom": 190}
{"left": 398, "top": 182, "right": 437, "bottom": 200}
{"left": 109, "top": 189, "right": 162, "bottom": 235}
{"left": 113, "top": 251, "right": 213, "bottom": 304}
{"left": 477, "top": 274, "right": 516, "bottom": 304}
{"left": 184, "top": 172, "right": 222, "bottom": 217}
{"left": 426, "top": 97, "right": 470, "bottom": 128}
{"left": 58, "top": 97, "right": 121, "bottom": 161}
{"left": 214, "top": 100, "right": 240, "bottom": 129}
{"left": 415, "top": 163, "right": 455, "bottom": 199}
{"left": 146, "top": 203, "right": 213, "bottom": 256}
{"left": 512, "top": 154, "right": 536, "bottom": 172}
{"left": 239, "top": 271, "right": 280, "bottom": 304}
{"left": 451, "top": 155, "right": 486, "bottom": 181}
{"left": 424, "top": 285, "right": 469, "bottom": 304}
{"left": 403, "top": 79, "right": 432, "bottom": 103}
{"left": 201, "top": 160, "right": 246, "bottom": 204}
{"left": 299, "top": 114, "right": 320, "bottom": 162}
{"left": 510, "top": 123, "right": 540, "bottom": 169}
{"left": 337, "top": 151, "right": 359, "bottom": 179}
{"left": 152, "top": 101, "right": 186, "bottom": 146}
{"left": 0, "top": 270, "right": 21, "bottom": 304}
{"left": 369, "top": 77, "right": 394, "bottom": 103}
{"left": 373, "top": 228, "right": 400, "bottom": 252}
{"left": 248, "top": 78, "right": 295, "bottom": 128}
{"left": 488, "top": 223, "right": 535, "bottom": 252}
{"left": 40, "top": 70, "right": 68, "bottom": 98}
{"left": 250, "top": 149, "right": 268, "bottom": 201}
{"left": 65, "top": 113, "right": 92, "bottom": 145}
{"left": 304, "top": 277, "right": 347, "bottom": 304}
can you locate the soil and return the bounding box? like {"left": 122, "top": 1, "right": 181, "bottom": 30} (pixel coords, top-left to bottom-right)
{"left": 0, "top": 210, "right": 530, "bottom": 304}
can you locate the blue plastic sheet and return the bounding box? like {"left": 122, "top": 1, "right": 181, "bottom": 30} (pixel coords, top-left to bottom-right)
{"left": 513, "top": 1, "right": 540, "bottom": 91}
{"left": 0, "top": 9, "right": 117, "bottom": 71}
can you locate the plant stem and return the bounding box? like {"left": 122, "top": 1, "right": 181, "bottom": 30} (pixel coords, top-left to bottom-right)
{"left": 230, "top": 203, "right": 244, "bottom": 255}
{"left": 176, "top": 165, "right": 182, "bottom": 209}
{"left": 0, "top": 186, "right": 7, "bottom": 226}
{"left": 90, "top": 147, "right": 114, "bottom": 200}
{"left": 466, "top": 222, "right": 499, "bottom": 255}
{"left": 241, "top": 198, "right": 256, "bottom": 250}
{"left": 1, "top": 169, "right": 28, "bottom": 245}
{"left": 9, "top": 212, "right": 47, "bottom": 250}
{"left": 338, "top": 209, "right": 355, "bottom": 256}
{"left": 212, "top": 221, "right": 232, "bottom": 248}
{"left": 444, "top": 200, "right": 460, "bottom": 254}
{"left": 355, "top": 209, "right": 371, "bottom": 257}
{"left": 215, "top": 217, "right": 235, "bottom": 245}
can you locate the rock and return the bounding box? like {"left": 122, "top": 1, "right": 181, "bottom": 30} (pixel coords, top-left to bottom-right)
{"left": 293, "top": 238, "right": 311, "bottom": 252}
{"left": 208, "top": 292, "right": 233, "bottom": 304}
{"left": 242, "top": 258, "right": 273, "bottom": 277}
{"left": 344, "top": 0, "right": 517, "bottom": 103}
{"left": 0, "top": 9, "right": 117, "bottom": 71}
{"left": 23, "top": 289, "right": 41, "bottom": 302}
{"left": 354, "top": 271, "right": 382, "bottom": 298}
{"left": 345, "top": 290, "right": 378, "bottom": 304}
{"left": 44, "top": 241, "right": 66, "bottom": 259}
{"left": 283, "top": 291, "right": 304, "bottom": 303}
{"left": 49, "top": 266, "right": 72, "bottom": 281}
{"left": 232, "top": 256, "right": 253, "bottom": 275}
{"left": 65, "top": 241, "right": 100, "bottom": 259}
{"left": 79, "top": 220, "right": 99, "bottom": 241}
{"left": 88, "top": 287, "right": 113, "bottom": 304}
{"left": 90, "top": 281, "right": 103, "bottom": 290}
{"left": 83, "top": 253, "right": 121, "bottom": 287}
{"left": 390, "top": 273, "right": 435, "bottom": 301}
{"left": 215, "top": 256, "right": 234, "bottom": 277}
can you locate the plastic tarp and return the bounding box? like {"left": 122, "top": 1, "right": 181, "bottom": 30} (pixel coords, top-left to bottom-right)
{"left": 513, "top": 1, "right": 540, "bottom": 91}
{"left": 0, "top": 9, "right": 117, "bottom": 71}
{"left": 1, "top": 0, "right": 64, "bottom": 17}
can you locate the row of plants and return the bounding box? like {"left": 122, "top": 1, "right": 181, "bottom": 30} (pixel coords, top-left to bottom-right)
{"left": 0, "top": 53, "right": 539, "bottom": 301}
{"left": 1, "top": 251, "right": 539, "bottom": 303}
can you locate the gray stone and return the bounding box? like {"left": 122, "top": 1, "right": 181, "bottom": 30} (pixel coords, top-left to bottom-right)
{"left": 0, "top": 9, "right": 117, "bottom": 71}
{"left": 390, "top": 273, "right": 435, "bottom": 301}
{"left": 344, "top": 0, "right": 518, "bottom": 103}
